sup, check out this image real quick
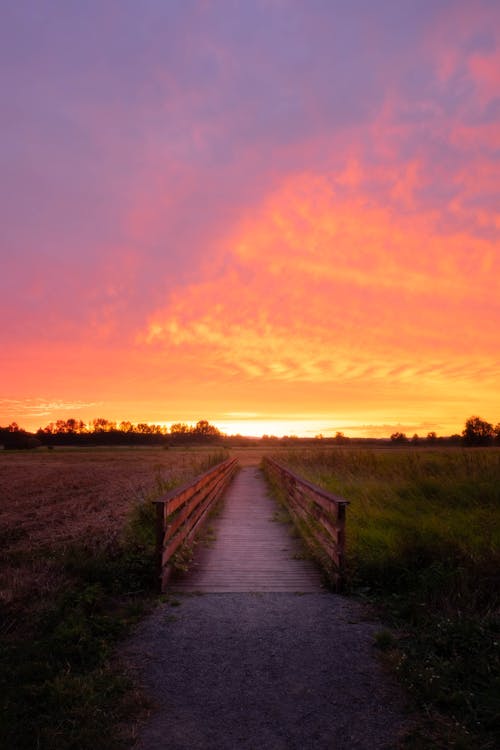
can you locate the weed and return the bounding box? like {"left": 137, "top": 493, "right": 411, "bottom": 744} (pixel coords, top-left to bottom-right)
{"left": 171, "top": 542, "right": 195, "bottom": 572}
{"left": 374, "top": 629, "right": 396, "bottom": 652}
{"left": 271, "top": 509, "right": 291, "bottom": 524}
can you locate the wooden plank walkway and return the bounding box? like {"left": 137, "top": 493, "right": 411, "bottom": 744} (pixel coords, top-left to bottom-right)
{"left": 168, "top": 467, "right": 323, "bottom": 593}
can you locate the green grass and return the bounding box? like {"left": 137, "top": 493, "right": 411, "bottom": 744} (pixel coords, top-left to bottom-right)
{"left": 0, "top": 450, "right": 228, "bottom": 750}
{"left": 272, "top": 447, "right": 500, "bottom": 749}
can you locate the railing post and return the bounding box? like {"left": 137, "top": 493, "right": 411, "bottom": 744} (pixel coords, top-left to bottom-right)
{"left": 153, "top": 457, "right": 238, "bottom": 592}
{"left": 262, "top": 456, "right": 349, "bottom": 590}
{"left": 335, "top": 503, "right": 346, "bottom": 592}
{"left": 155, "top": 502, "right": 166, "bottom": 592}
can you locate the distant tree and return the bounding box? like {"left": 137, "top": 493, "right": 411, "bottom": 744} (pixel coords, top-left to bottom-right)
{"left": 119, "top": 421, "right": 134, "bottom": 433}
{"left": 462, "top": 416, "right": 494, "bottom": 446}
{"left": 494, "top": 423, "right": 500, "bottom": 444}
{"left": 170, "top": 422, "right": 189, "bottom": 435}
{"left": 92, "top": 418, "right": 112, "bottom": 433}
{"left": 390, "top": 431, "right": 408, "bottom": 444}
{"left": 334, "top": 431, "right": 349, "bottom": 444}
{"left": 2, "top": 423, "right": 41, "bottom": 449}
{"left": 4, "top": 433, "right": 41, "bottom": 449}
{"left": 426, "top": 431, "right": 438, "bottom": 444}
{"left": 411, "top": 433, "right": 420, "bottom": 445}
{"left": 56, "top": 418, "right": 86, "bottom": 434}
{"left": 192, "top": 420, "right": 221, "bottom": 438}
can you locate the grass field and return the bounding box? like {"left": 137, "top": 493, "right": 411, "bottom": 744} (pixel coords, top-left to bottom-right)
{"left": 274, "top": 447, "right": 500, "bottom": 749}
{"left": 0, "top": 446, "right": 226, "bottom": 749}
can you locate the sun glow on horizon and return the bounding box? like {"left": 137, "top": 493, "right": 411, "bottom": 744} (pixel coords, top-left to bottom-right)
{"left": 154, "top": 416, "right": 465, "bottom": 440}
{"left": 210, "top": 419, "right": 347, "bottom": 439}
{"left": 152, "top": 419, "right": 344, "bottom": 438}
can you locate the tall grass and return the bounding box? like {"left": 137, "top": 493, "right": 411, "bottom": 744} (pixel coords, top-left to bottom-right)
{"left": 275, "top": 448, "right": 500, "bottom": 749}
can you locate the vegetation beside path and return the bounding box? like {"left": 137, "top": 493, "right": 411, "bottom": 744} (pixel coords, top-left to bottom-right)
{"left": 0, "top": 449, "right": 225, "bottom": 750}
{"left": 4, "top": 444, "right": 498, "bottom": 748}
{"left": 276, "top": 448, "right": 500, "bottom": 749}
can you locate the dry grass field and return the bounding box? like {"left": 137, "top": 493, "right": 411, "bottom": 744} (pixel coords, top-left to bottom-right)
{"left": 0, "top": 447, "right": 224, "bottom": 615}
{"left": 0, "top": 446, "right": 228, "bottom": 749}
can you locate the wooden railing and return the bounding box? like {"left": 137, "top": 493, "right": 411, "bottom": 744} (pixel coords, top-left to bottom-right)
{"left": 263, "top": 457, "right": 349, "bottom": 589}
{"left": 153, "top": 457, "right": 238, "bottom": 590}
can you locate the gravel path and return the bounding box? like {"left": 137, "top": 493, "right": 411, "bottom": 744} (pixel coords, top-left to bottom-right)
{"left": 123, "top": 593, "right": 408, "bottom": 749}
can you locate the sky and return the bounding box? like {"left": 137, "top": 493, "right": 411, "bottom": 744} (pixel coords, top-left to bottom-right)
{"left": 1, "top": 0, "right": 499, "bottom": 438}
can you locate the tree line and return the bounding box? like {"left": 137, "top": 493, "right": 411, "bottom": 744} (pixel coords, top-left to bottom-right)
{"left": 0, "top": 418, "right": 223, "bottom": 448}
{"left": 0, "top": 415, "right": 499, "bottom": 449}
{"left": 390, "top": 415, "right": 500, "bottom": 446}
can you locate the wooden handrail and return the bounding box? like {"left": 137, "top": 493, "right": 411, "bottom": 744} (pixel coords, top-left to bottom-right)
{"left": 153, "top": 457, "right": 238, "bottom": 590}
{"left": 262, "top": 457, "right": 349, "bottom": 590}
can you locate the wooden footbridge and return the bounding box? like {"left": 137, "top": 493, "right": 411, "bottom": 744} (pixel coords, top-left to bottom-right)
{"left": 154, "top": 457, "right": 349, "bottom": 593}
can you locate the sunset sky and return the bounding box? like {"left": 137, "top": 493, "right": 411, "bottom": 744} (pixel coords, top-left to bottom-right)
{"left": 1, "top": 1, "right": 499, "bottom": 437}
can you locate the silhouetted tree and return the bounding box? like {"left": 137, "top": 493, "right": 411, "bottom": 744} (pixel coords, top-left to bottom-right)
{"left": 192, "top": 420, "right": 221, "bottom": 440}
{"left": 334, "top": 431, "right": 349, "bottom": 444}
{"left": 170, "top": 423, "right": 189, "bottom": 434}
{"left": 462, "top": 416, "right": 494, "bottom": 446}
{"left": 390, "top": 431, "right": 408, "bottom": 444}
{"left": 2, "top": 423, "right": 41, "bottom": 449}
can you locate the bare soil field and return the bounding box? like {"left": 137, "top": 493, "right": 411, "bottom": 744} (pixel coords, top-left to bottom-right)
{"left": 0, "top": 447, "right": 223, "bottom": 613}
{"left": 1, "top": 446, "right": 231, "bottom": 749}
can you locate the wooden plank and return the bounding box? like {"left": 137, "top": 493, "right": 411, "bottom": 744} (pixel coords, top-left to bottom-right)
{"left": 155, "top": 502, "right": 166, "bottom": 578}
{"left": 262, "top": 457, "right": 348, "bottom": 588}
{"left": 164, "top": 471, "right": 233, "bottom": 557}
{"left": 164, "top": 468, "right": 228, "bottom": 542}
{"left": 163, "top": 468, "right": 233, "bottom": 562}
{"left": 289, "top": 485, "right": 340, "bottom": 542}
{"left": 168, "top": 467, "right": 323, "bottom": 593}
{"left": 286, "top": 495, "right": 338, "bottom": 560}
{"left": 293, "top": 482, "right": 343, "bottom": 516}
{"left": 164, "top": 459, "right": 235, "bottom": 515}
{"left": 154, "top": 458, "right": 238, "bottom": 589}
{"left": 154, "top": 458, "right": 237, "bottom": 514}
{"left": 265, "top": 458, "right": 349, "bottom": 508}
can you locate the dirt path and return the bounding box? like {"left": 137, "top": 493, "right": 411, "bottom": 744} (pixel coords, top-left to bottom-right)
{"left": 123, "top": 468, "right": 408, "bottom": 748}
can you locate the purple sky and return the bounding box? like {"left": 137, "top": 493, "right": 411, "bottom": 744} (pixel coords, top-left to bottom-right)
{"left": 1, "top": 1, "right": 499, "bottom": 435}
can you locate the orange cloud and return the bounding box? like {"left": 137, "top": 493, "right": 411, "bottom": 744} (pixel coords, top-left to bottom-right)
{"left": 142, "top": 173, "right": 499, "bottom": 422}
